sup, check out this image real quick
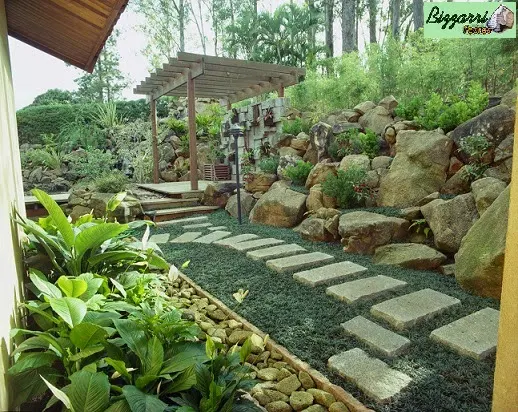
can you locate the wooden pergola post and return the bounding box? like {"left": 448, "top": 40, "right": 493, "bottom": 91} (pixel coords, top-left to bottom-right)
{"left": 278, "top": 84, "right": 285, "bottom": 97}
{"left": 150, "top": 98, "right": 159, "bottom": 183}
{"left": 187, "top": 69, "right": 199, "bottom": 191}
{"left": 492, "top": 100, "right": 518, "bottom": 412}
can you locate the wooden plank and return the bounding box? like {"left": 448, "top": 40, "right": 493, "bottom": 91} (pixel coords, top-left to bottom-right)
{"left": 187, "top": 71, "right": 199, "bottom": 191}
{"left": 151, "top": 63, "right": 203, "bottom": 100}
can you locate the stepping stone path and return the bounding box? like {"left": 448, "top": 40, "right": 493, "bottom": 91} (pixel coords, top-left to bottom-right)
{"left": 156, "top": 216, "right": 208, "bottom": 226}
{"left": 328, "top": 348, "right": 412, "bottom": 403}
{"left": 229, "top": 238, "right": 284, "bottom": 251}
{"left": 371, "top": 288, "right": 461, "bottom": 330}
{"left": 208, "top": 226, "right": 227, "bottom": 231}
{"left": 148, "top": 233, "right": 170, "bottom": 244}
{"left": 246, "top": 244, "right": 307, "bottom": 261}
{"left": 183, "top": 222, "right": 213, "bottom": 229}
{"left": 193, "top": 231, "right": 232, "bottom": 244}
{"left": 266, "top": 252, "right": 334, "bottom": 273}
{"left": 430, "top": 307, "right": 499, "bottom": 360}
{"left": 293, "top": 261, "right": 368, "bottom": 287}
{"left": 326, "top": 275, "right": 407, "bottom": 304}
{"left": 170, "top": 232, "right": 203, "bottom": 243}
{"left": 213, "top": 234, "right": 259, "bottom": 247}
{"left": 341, "top": 316, "right": 411, "bottom": 357}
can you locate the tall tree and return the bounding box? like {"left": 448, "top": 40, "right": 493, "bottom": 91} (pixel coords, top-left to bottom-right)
{"left": 413, "top": 0, "right": 424, "bottom": 30}
{"left": 368, "top": 0, "right": 377, "bottom": 43}
{"left": 342, "top": 0, "right": 356, "bottom": 53}
{"left": 392, "top": 0, "right": 401, "bottom": 38}
{"left": 191, "top": 0, "right": 207, "bottom": 54}
{"left": 74, "top": 30, "right": 127, "bottom": 102}
{"left": 324, "top": 0, "right": 334, "bottom": 57}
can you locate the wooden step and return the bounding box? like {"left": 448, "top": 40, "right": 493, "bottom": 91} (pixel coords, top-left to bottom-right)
{"left": 140, "top": 198, "right": 198, "bottom": 211}
{"left": 147, "top": 206, "right": 220, "bottom": 222}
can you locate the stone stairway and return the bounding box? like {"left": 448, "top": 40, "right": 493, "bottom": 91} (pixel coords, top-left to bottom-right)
{"left": 156, "top": 220, "right": 500, "bottom": 406}
{"left": 140, "top": 196, "right": 218, "bottom": 223}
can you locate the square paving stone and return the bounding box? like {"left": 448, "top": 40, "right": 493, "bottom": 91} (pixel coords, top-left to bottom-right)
{"left": 192, "top": 231, "right": 232, "bottom": 244}
{"left": 229, "top": 238, "right": 285, "bottom": 251}
{"left": 266, "top": 252, "right": 334, "bottom": 273}
{"left": 326, "top": 275, "right": 407, "bottom": 304}
{"left": 208, "top": 226, "right": 227, "bottom": 231}
{"left": 246, "top": 244, "right": 307, "bottom": 261}
{"left": 328, "top": 348, "right": 412, "bottom": 403}
{"left": 371, "top": 288, "right": 461, "bottom": 330}
{"left": 148, "top": 233, "right": 170, "bottom": 244}
{"left": 170, "top": 232, "right": 203, "bottom": 243}
{"left": 341, "top": 316, "right": 411, "bottom": 357}
{"left": 293, "top": 261, "right": 368, "bottom": 287}
{"left": 430, "top": 307, "right": 499, "bottom": 360}
{"left": 213, "top": 234, "right": 259, "bottom": 247}
{"left": 182, "top": 222, "right": 213, "bottom": 229}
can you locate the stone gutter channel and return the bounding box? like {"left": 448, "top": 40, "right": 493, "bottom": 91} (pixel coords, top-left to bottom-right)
{"left": 178, "top": 272, "right": 372, "bottom": 412}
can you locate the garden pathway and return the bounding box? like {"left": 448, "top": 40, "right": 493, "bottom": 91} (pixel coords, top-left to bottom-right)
{"left": 164, "top": 220, "right": 500, "bottom": 405}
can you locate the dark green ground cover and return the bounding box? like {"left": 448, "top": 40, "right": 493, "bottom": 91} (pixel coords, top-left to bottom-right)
{"left": 156, "top": 210, "right": 498, "bottom": 412}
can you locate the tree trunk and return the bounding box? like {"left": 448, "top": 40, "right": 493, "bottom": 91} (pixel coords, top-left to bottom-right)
{"left": 179, "top": 0, "right": 185, "bottom": 52}
{"left": 392, "top": 0, "right": 401, "bottom": 38}
{"left": 342, "top": 0, "right": 356, "bottom": 53}
{"left": 368, "top": 0, "right": 377, "bottom": 43}
{"left": 413, "top": 0, "right": 424, "bottom": 30}
{"left": 230, "top": 0, "right": 236, "bottom": 58}
{"left": 307, "top": 0, "right": 317, "bottom": 51}
{"left": 324, "top": 0, "right": 334, "bottom": 57}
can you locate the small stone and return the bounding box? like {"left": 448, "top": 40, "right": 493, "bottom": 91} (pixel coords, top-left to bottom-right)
{"left": 208, "top": 309, "right": 226, "bottom": 321}
{"left": 329, "top": 402, "right": 350, "bottom": 412}
{"left": 298, "top": 371, "right": 315, "bottom": 389}
{"left": 301, "top": 405, "right": 326, "bottom": 412}
{"left": 275, "top": 374, "right": 302, "bottom": 395}
{"left": 227, "top": 319, "right": 242, "bottom": 329}
{"left": 274, "top": 361, "right": 289, "bottom": 369}
{"left": 290, "top": 391, "right": 314, "bottom": 411}
{"left": 271, "top": 351, "right": 284, "bottom": 360}
{"left": 264, "top": 389, "right": 290, "bottom": 403}
{"left": 277, "top": 368, "right": 293, "bottom": 381}
{"left": 258, "top": 368, "right": 280, "bottom": 381}
{"left": 199, "top": 321, "right": 212, "bottom": 332}
{"left": 206, "top": 304, "right": 217, "bottom": 312}
{"left": 266, "top": 400, "right": 293, "bottom": 412}
{"left": 211, "top": 329, "right": 227, "bottom": 342}
{"left": 252, "top": 382, "right": 277, "bottom": 394}
{"left": 254, "top": 391, "right": 271, "bottom": 406}
{"left": 258, "top": 351, "right": 271, "bottom": 363}
{"left": 228, "top": 330, "right": 253, "bottom": 345}
{"left": 307, "top": 389, "right": 336, "bottom": 408}
{"left": 439, "top": 264, "right": 455, "bottom": 276}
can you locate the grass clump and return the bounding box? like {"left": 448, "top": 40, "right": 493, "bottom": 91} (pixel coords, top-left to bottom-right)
{"left": 283, "top": 160, "right": 313, "bottom": 185}
{"left": 282, "top": 118, "right": 311, "bottom": 136}
{"left": 322, "top": 166, "right": 368, "bottom": 208}
{"left": 258, "top": 156, "right": 280, "bottom": 174}
{"left": 95, "top": 170, "right": 129, "bottom": 193}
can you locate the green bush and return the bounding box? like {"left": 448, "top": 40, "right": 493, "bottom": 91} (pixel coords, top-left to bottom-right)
{"left": 22, "top": 147, "right": 65, "bottom": 170}
{"left": 167, "top": 118, "right": 188, "bottom": 136}
{"left": 258, "top": 156, "right": 280, "bottom": 174}
{"left": 282, "top": 118, "right": 311, "bottom": 136}
{"left": 458, "top": 134, "right": 492, "bottom": 180}
{"left": 283, "top": 161, "right": 313, "bottom": 185}
{"left": 394, "top": 97, "right": 423, "bottom": 120}
{"left": 95, "top": 171, "right": 129, "bottom": 193}
{"left": 334, "top": 128, "right": 380, "bottom": 159}
{"left": 66, "top": 149, "right": 115, "bottom": 180}
{"left": 322, "top": 166, "right": 369, "bottom": 208}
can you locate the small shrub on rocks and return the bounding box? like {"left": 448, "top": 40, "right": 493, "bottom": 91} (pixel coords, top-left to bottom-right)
{"left": 458, "top": 134, "right": 492, "bottom": 180}
{"left": 283, "top": 161, "right": 313, "bottom": 185}
{"left": 322, "top": 166, "right": 368, "bottom": 208}
{"left": 282, "top": 118, "right": 311, "bottom": 136}
{"left": 334, "top": 128, "right": 380, "bottom": 159}
{"left": 66, "top": 148, "right": 115, "bottom": 180}
{"left": 95, "top": 170, "right": 129, "bottom": 193}
{"left": 258, "top": 156, "right": 280, "bottom": 174}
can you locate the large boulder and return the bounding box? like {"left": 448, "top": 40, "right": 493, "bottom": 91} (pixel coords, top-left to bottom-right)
{"left": 305, "top": 162, "right": 337, "bottom": 189}
{"left": 89, "top": 193, "right": 143, "bottom": 223}
{"left": 484, "top": 157, "right": 513, "bottom": 183}
{"left": 378, "top": 130, "right": 453, "bottom": 207}
{"left": 249, "top": 182, "right": 307, "bottom": 227}
{"left": 451, "top": 105, "right": 515, "bottom": 163}
{"left": 421, "top": 193, "right": 479, "bottom": 253}
{"left": 225, "top": 192, "right": 256, "bottom": 219}
{"left": 245, "top": 172, "right": 277, "bottom": 193}
{"left": 371, "top": 156, "right": 392, "bottom": 170}
{"left": 494, "top": 134, "right": 513, "bottom": 163}
{"left": 471, "top": 177, "right": 507, "bottom": 215}
{"left": 373, "top": 243, "right": 447, "bottom": 270}
{"left": 306, "top": 184, "right": 336, "bottom": 212}
{"left": 500, "top": 87, "right": 517, "bottom": 108}
{"left": 339, "top": 154, "right": 370, "bottom": 172}
{"left": 202, "top": 182, "right": 238, "bottom": 207}
{"left": 338, "top": 211, "right": 409, "bottom": 254}
{"left": 358, "top": 106, "right": 394, "bottom": 136}
{"left": 331, "top": 122, "right": 363, "bottom": 135}
{"left": 378, "top": 95, "right": 398, "bottom": 113}
{"left": 353, "top": 101, "right": 376, "bottom": 115}
{"left": 294, "top": 217, "right": 332, "bottom": 242}
{"left": 455, "top": 186, "right": 510, "bottom": 299}
{"left": 309, "top": 122, "right": 333, "bottom": 162}
{"left": 440, "top": 166, "right": 471, "bottom": 195}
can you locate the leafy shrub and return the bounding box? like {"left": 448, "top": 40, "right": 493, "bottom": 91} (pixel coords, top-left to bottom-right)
{"left": 394, "top": 97, "right": 423, "bottom": 120}
{"left": 66, "top": 148, "right": 115, "bottom": 180}
{"left": 334, "top": 128, "right": 380, "bottom": 159}
{"left": 282, "top": 118, "right": 311, "bottom": 136}
{"left": 322, "top": 166, "right": 369, "bottom": 208}
{"left": 95, "top": 171, "right": 129, "bottom": 193}
{"left": 258, "top": 156, "right": 280, "bottom": 174}
{"left": 458, "top": 134, "right": 492, "bottom": 180}
{"left": 23, "top": 147, "right": 65, "bottom": 170}
{"left": 167, "top": 118, "right": 188, "bottom": 136}
{"left": 283, "top": 160, "right": 313, "bottom": 185}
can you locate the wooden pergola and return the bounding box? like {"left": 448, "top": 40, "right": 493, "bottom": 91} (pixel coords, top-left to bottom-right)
{"left": 134, "top": 52, "right": 305, "bottom": 189}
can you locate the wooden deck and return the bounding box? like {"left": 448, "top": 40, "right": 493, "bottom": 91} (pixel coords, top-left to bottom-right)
{"left": 137, "top": 180, "right": 234, "bottom": 198}
{"left": 25, "top": 192, "right": 69, "bottom": 218}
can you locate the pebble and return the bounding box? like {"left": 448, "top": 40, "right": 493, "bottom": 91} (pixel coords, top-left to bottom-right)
{"left": 329, "top": 401, "right": 350, "bottom": 412}
{"left": 277, "top": 368, "right": 293, "bottom": 381}
{"left": 274, "top": 361, "right": 289, "bottom": 370}
{"left": 258, "top": 351, "right": 271, "bottom": 363}
{"left": 298, "top": 371, "right": 315, "bottom": 389}
{"left": 228, "top": 330, "right": 253, "bottom": 345}
{"left": 206, "top": 304, "right": 217, "bottom": 312}
{"left": 290, "top": 392, "right": 314, "bottom": 411}
{"left": 301, "top": 405, "right": 326, "bottom": 412}
{"left": 275, "top": 374, "right": 302, "bottom": 395}
{"left": 199, "top": 321, "right": 212, "bottom": 332}
{"left": 228, "top": 319, "right": 242, "bottom": 328}
{"left": 307, "top": 389, "right": 336, "bottom": 408}
{"left": 271, "top": 350, "right": 284, "bottom": 360}
{"left": 257, "top": 367, "right": 280, "bottom": 381}
{"left": 266, "top": 401, "right": 293, "bottom": 412}
{"left": 207, "top": 309, "right": 226, "bottom": 321}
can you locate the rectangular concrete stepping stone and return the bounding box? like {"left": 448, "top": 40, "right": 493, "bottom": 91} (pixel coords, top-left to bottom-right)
{"left": 293, "top": 261, "right": 368, "bottom": 287}
{"left": 192, "top": 231, "right": 232, "bottom": 244}
{"left": 213, "top": 234, "right": 259, "bottom": 247}
{"left": 266, "top": 252, "right": 334, "bottom": 273}
{"left": 430, "top": 307, "right": 499, "bottom": 360}
{"left": 326, "top": 275, "right": 407, "bottom": 304}
{"left": 246, "top": 244, "right": 307, "bottom": 261}
{"left": 182, "top": 222, "right": 213, "bottom": 229}
{"left": 170, "top": 232, "right": 203, "bottom": 243}
{"left": 148, "top": 233, "right": 170, "bottom": 244}
{"left": 229, "top": 238, "right": 285, "bottom": 251}
{"left": 371, "top": 288, "right": 461, "bottom": 330}
{"left": 208, "top": 226, "right": 227, "bottom": 231}
{"left": 328, "top": 348, "right": 412, "bottom": 403}
{"left": 156, "top": 216, "right": 208, "bottom": 226}
{"left": 341, "top": 316, "right": 411, "bottom": 357}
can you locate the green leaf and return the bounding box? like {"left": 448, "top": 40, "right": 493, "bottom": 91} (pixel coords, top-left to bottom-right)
{"left": 68, "top": 344, "right": 105, "bottom": 361}
{"left": 142, "top": 336, "right": 164, "bottom": 377}
{"left": 122, "top": 385, "right": 167, "bottom": 412}
{"left": 88, "top": 251, "right": 144, "bottom": 268}
{"left": 70, "top": 322, "right": 108, "bottom": 349}
{"left": 9, "top": 366, "right": 58, "bottom": 408}
{"left": 58, "top": 276, "right": 88, "bottom": 298}
{"left": 111, "top": 278, "right": 127, "bottom": 298}
{"left": 160, "top": 342, "right": 208, "bottom": 374}
{"left": 113, "top": 319, "right": 148, "bottom": 362}
{"left": 74, "top": 223, "right": 129, "bottom": 262}
{"left": 105, "top": 357, "right": 132, "bottom": 381}
{"left": 105, "top": 399, "right": 132, "bottom": 412}
{"left": 194, "top": 363, "right": 212, "bottom": 398}
{"left": 68, "top": 370, "right": 110, "bottom": 412}
{"left": 30, "top": 271, "right": 62, "bottom": 299}
{"left": 12, "top": 336, "right": 50, "bottom": 355}
{"left": 83, "top": 311, "right": 121, "bottom": 327}
{"left": 10, "top": 329, "right": 64, "bottom": 356}
{"left": 240, "top": 338, "right": 252, "bottom": 363}
{"left": 82, "top": 362, "right": 97, "bottom": 373}
{"left": 205, "top": 336, "right": 216, "bottom": 360}
{"left": 32, "top": 188, "right": 75, "bottom": 248}
{"left": 8, "top": 352, "right": 58, "bottom": 375}
{"left": 107, "top": 192, "right": 127, "bottom": 212}
{"left": 41, "top": 375, "right": 75, "bottom": 412}
{"left": 135, "top": 374, "right": 158, "bottom": 390}
{"left": 78, "top": 274, "right": 104, "bottom": 300}
{"left": 165, "top": 365, "right": 197, "bottom": 393}
{"left": 49, "top": 297, "right": 87, "bottom": 328}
